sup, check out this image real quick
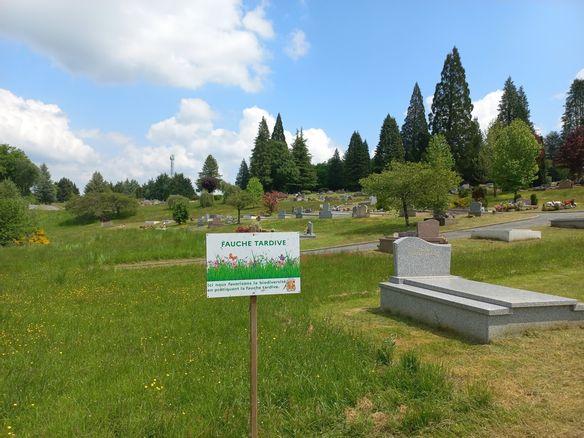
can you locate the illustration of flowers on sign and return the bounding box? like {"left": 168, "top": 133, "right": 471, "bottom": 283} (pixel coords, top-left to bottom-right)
{"left": 207, "top": 252, "right": 300, "bottom": 281}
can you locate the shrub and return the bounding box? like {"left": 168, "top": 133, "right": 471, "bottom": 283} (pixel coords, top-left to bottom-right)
{"left": 66, "top": 192, "right": 138, "bottom": 220}
{"left": 235, "top": 224, "right": 266, "bottom": 233}
{"left": 530, "top": 193, "right": 538, "bottom": 206}
{"left": 262, "top": 191, "right": 287, "bottom": 215}
{"left": 199, "top": 191, "right": 214, "bottom": 207}
{"left": 452, "top": 197, "right": 471, "bottom": 208}
{"left": 471, "top": 186, "right": 488, "bottom": 207}
{"left": 458, "top": 187, "right": 470, "bottom": 198}
{"left": 172, "top": 201, "right": 189, "bottom": 224}
{"left": 167, "top": 194, "right": 189, "bottom": 210}
{"left": 0, "top": 196, "right": 35, "bottom": 245}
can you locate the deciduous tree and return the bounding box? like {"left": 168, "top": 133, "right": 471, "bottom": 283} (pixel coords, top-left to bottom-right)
{"left": 555, "top": 126, "right": 584, "bottom": 180}
{"left": 0, "top": 144, "right": 39, "bottom": 195}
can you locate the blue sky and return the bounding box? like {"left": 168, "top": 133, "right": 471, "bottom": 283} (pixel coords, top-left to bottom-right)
{"left": 1, "top": 0, "right": 583, "bottom": 188}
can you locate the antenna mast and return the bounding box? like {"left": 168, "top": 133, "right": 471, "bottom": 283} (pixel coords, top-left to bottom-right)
{"left": 170, "top": 155, "right": 175, "bottom": 177}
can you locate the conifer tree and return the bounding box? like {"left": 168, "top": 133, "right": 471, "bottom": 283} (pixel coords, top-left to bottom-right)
{"left": 544, "top": 131, "right": 562, "bottom": 159}
{"left": 401, "top": 83, "right": 430, "bottom": 162}
{"left": 84, "top": 171, "right": 110, "bottom": 194}
{"left": 33, "top": 163, "right": 56, "bottom": 204}
{"left": 56, "top": 177, "right": 79, "bottom": 202}
{"left": 327, "top": 149, "right": 345, "bottom": 190}
{"left": 562, "top": 79, "right": 584, "bottom": 137}
{"left": 344, "top": 131, "right": 370, "bottom": 191}
{"left": 516, "top": 86, "right": 533, "bottom": 129}
{"left": 268, "top": 114, "right": 298, "bottom": 192}
{"left": 430, "top": 47, "right": 475, "bottom": 182}
{"left": 249, "top": 117, "right": 273, "bottom": 189}
{"left": 271, "top": 113, "right": 287, "bottom": 143}
{"left": 291, "top": 129, "right": 317, "bottom": 190}
{"left": 372, "top": 114, "right": 404, "bottom": 172}
{"left": 235, "top": 159, "right": 251, "bottom": 189}
{"left": 497, "top": 77, "right": 520, "bottom": 126}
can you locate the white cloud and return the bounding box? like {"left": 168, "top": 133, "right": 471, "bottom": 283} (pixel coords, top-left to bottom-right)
{"left": 284, "top": 30, "right": 310, "bottom": 60}
{"left": 0, "top": 88, "right": 96, "bottom": 163}
{"left": 302, "top": 129, "right": 338, "bottom": 163}
{"left": 472, "top": 89, "right": 503, "bottom": 132}
{"left": 1, "top": 89, "right": 338, "bottom": 189}
{"left": 0, "top": 0, "right": 274, "bottom": 91}
{"left": 576, "top": 68, "right": 584, "bottom": 80}
{"left": 424, "top": 95, "right": 433, "bottom": 113}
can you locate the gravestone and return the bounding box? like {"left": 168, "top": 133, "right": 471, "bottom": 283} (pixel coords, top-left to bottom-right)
{"left": 369, "top": 196, "right": 377, "bottom": 206}
{"left": 319, "top": 202, "right": 333, "bottom": 219}
{"left": 294, "top": 206, "right": 304, "bottom": 218}
{"left": 469, "top": 201, "right": 482, "bottom": 217}
{"left": 380, "top": 237, "right": 584, "bottom": 343}
{"left": 278, "top": 210, "right": 286, "bottom": 219}
{"left": 471, "top": 229, "right": 541, "bottom": 242}
{"left": 352, "top": 204, "right": 369, "bottom": 218}
{"left": 208, "top": 216, "right": 224, "bottom": 228}
{"left": 101, "top": 220, "right": 113, "bottom": 228}
{"left": 392, "top": 237, "right": 451, "bottom": 277}
{"left": 225, "top": 216, "right": 234, "bottom": 225}
{"left": 197, "top": 217, "right": 205, "bottom": 227}
{"left": 416, "top": 219, "right": 440, "bottom": 240}
{"left": 558, "top": 179, "right": 574, "bottom": 189}
{"left": 300, "top": 221, "right": 316, "bottom": 239}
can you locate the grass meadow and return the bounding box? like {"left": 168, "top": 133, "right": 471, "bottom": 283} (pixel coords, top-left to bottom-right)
{"left": 1, "top": 203, "right": 584, "bottom": 436}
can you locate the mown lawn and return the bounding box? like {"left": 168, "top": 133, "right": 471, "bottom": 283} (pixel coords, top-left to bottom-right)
{"left": 1, "top": 211, "right": 583, "bottom": 436}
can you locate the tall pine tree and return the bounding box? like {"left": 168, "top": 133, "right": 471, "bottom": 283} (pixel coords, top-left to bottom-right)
{"left": 32, "top": 163, "right": 56, "bottom": 204}
{"left": 430, "top": 46, "right": 475, "bottom": 182}
{"left": 268, "top": 114, "right": 298, "bottom": 192}
{"left": 291, "top": 129, "right": 317, "bottom": 190}
{"left": 327, "top": 149, "right": 345, "bottom": 190}
{"left": 235, "top": 159, "right": 251, "bottom": 189}
{"left": 562, "top": 79, "right": 584, "bottom": 137}
{"left": 344, "top": 131, "right": 370, "bottom": 191}
{"left": 516, "top": 86, "right": 533, "bottom": 129}
{"left": 249, "top": 117, "right": 273, "bottom": 190}
{"left": 401, "top": 83, "right": 430, "bottom": 162}
{"left": 497, "top": 77, "right": 533, "bottom": 129}
{"left": 372, "top": 114, "right": 404, "bottom": 172}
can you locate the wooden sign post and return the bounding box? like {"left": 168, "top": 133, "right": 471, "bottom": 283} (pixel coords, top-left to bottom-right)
{"left": 206, "top": 232, "right": 301, "bottom": 437}
{"left": 250, "top": 295, "right": 258, "bottom": 438}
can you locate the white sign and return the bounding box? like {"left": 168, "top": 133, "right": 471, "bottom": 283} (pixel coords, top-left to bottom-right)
{"left": 206, "top": 232, "right": 301, "bottom": 298}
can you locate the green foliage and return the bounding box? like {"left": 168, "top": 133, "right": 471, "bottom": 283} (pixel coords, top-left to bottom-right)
{"left": 199, "top": 191, "right": 214, "bottom": 208}
{"left": 56, "top": 177, "right": 80, "bottom": 202}
{"left": 249, "top": 117, "right": 273, "bottom": 189}
{"left": 245, "top": 176, "right": 263, "bottom": 206}
{"left": 530, "top": 193, "right": 538, "bottom": 206}
{"left": 544, "top": 131, "right": 563, "bottom": 160}
{"left": 430, "top": 47, "right": 476, "bottom": 182}
{"left": 0, "top": 144, "right": 39, "bottom": 195}
{"left": 344, "top": 131, "right": 370, "bottom": 191}
{"left": 491, "top": 120, "right": 541, "bottom": 196}
{"left": 291, "top": 129, "right": 317, "bottom": 190}
{"left": 376, "top": 337, "right": 396, "bottom": 365}
{"left": 197, "top": 155, "right": 221, "bottom": 191}
{"left": 314, "top": 161, "right": 329, "bottom": 190}
{"left": 561, "top": 78, "right": 584, "bottom": 137}
{"left": 171, "top": 201, "right": 189, "bottom": 224}
{"left": 169, "top": 173, "right": 195, "bottom": 199}
{"left": 327, "top": 148, "right": 345, "bottom": 190}
{"left": 32, "top": 163, "right": 56, "bottom": 204}
{"left": 235, "top": 159, "right": 250, "bottom": 189}
{"left": 402, "top": 83, "right": 430, "bottom": 162}
{"left": 423, "top": 135, "right": 462, "bottom": 215}
{"left": 0, "top": 180, "right": 35, "bottom": 245}
{"left": 225, "top": 188, "right": 252, "bottom": 223}
{"left": 66, "top": 192, "right": 138, "bottom": 220}
{"left": 84, "top": 171, "right": 110, "bottom": 194}
{"left": 166, "top": 194, "right": 189, "bottom": 210}
{"left": 112, "top": 179, "right": 140, "bottom": 197}
{"left": 270, "top": 139, "right": 299, "bottom": 192}
{"left": 360, "top": 161, "right": 429, "bottom": 226}
{"left": 271, "top": 113, "right": 287, "bottom": 143}
{"left": 372, "top": 114, "right": 404, "bottom": 172}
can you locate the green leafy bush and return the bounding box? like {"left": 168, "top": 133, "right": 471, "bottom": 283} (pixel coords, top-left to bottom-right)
{"left": 172, "top": 201, "right": 189, "bottom": 224}
{"left": 530, "top": 193, "right": 538, "bottom": 206}
{"left": 66, "top": 192, "right": 138, "bottom": 220}
{"left": 199, "top": 191, "right": 214, "bottom": 207}
{"left": 0, "top": 180, "right": 35, "bottom": 245}
{"left": 167, "top": 194, "right": 189, "bottom": 210}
